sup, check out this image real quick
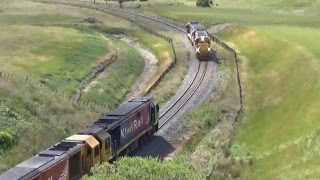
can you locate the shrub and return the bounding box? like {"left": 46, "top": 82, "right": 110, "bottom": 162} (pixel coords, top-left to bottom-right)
{"left": 85, "top": 157, "right": 204, "bottom": 179}
{"left": 0, "top": 131, "right": 15, "bottom": 150}
{"left": 196, "top": 0, "right": 213, "bottom": 7}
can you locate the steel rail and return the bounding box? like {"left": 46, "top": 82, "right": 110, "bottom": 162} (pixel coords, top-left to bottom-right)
{"left": 94, "top": 6, "right": 210, "bottom": 129}
{"left": 159, "top": 62, "right": 208, "bottom": 129}
{"left": 89, "top": 5, "right": 209, "bottom": 130}
{"left": 38, "top": 1, "right": 209, "bottom": 130}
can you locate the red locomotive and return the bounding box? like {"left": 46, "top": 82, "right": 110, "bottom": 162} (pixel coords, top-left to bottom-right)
{"left": 0, "top": 97, "right": 159, "bottom": 180}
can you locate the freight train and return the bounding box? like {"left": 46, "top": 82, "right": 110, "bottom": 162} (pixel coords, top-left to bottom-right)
{"left": 186, "top": 21, "right": 212, "bottom": 60}
{"left": 0, "top": 97, "right": 159, "bottom": 180}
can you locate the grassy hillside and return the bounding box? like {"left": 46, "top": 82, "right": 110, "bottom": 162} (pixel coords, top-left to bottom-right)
{"left": 215, "top": 0, "right": 320, "bottom": 12}
{"left": 149, "top": 6, "right": 320, "bottom": 27}
{"left": 82, "top": 38, "right": 144, "bottom": 109}
{"left": 0, "top": 25, "right": 110, "bottom": 94}
{"left": 0, "top": 0, "right": 156, "bottom": 172}
{"left": 217, "top": 25, "right": 320, "bottom": 179}
{"left": 146, "top": 1, "right": 320, "bottom": 178}
{"left": 0, "top": 76, "right": 101, "bottom": 172}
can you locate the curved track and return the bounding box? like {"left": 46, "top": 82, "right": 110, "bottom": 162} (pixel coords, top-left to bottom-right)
{"left": 39, "top": 1, "right": 218, "bottom": 158}
{"left": 159, "top": 61, "right": 208, "bottom": 128}
{"left": 43, "top": 1, "right": 210, "bottom": 129}
{"left": 92, "top": 6, "right": 210, "bottom": 129}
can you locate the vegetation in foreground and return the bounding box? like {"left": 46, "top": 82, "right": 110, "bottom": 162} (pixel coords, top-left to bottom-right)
{"left": 84, "top": 157, "right": 204, "bottom": 180}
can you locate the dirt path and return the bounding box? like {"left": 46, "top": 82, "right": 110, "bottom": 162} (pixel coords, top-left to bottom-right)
{"left": 118, "top": 35, "right": 158, "bottom": 100}
{"left": 75, "top": 36, "right": 117, "bottom": 102}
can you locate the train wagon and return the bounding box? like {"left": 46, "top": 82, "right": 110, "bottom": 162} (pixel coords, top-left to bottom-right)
{"left": 0, "top": 140, "right": 85, "bottom": 180}
{"left": 186, "top": 21, "right": 212, "bottom": 60}
{"left": 0, "top": 97, "right": 159, "bottom": 180}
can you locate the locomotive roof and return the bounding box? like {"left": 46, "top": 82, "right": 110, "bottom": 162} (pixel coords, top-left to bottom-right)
{"left": 80, "top": 125, "right": 111, "bottom": 143}
{"left": 187, "top": 22, "right": 205, "bottom": 31}
{"left": 94, "top": 97, "right": 152, "bottom": 130}
{"left": 108, "top": 101, "right": 145, "bottom": 116}
{"left": 196, "top": 30, "right": 208, "bottom": 36}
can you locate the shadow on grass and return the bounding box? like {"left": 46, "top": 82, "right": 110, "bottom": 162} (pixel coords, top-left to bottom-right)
{"left": 131, "top": 135, "right": 175, "bottom": 159}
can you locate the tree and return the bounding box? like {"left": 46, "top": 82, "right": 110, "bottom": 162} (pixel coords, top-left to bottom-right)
{"left": 196, "top": 0, "right": 213, "bottom": 7}
{"left": 118, "top": 0, "right": 124, "bottom": 8}
{"left": 117, "top": 0, "right": 136, "bottom": 8}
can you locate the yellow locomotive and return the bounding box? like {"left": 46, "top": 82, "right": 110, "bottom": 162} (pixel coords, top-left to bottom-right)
{"left": 186, "top": 21, "right": 212, "bottom": 60}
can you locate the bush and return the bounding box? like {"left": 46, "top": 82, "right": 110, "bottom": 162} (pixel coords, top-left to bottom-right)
{"left": 85, "top": 157, "right": 204, "bottom": 179}
{"left": 196, "top": 0, "right": 213, "bottom": 7}
{"left": 0, "top": 131, "right": 15, "bottom": 150}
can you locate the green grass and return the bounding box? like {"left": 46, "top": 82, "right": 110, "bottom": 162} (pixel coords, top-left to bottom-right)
{"left": 84, "top": 156, "right": 204, "bottom": 180}
{"left": 141, "top": 35, "right": 188, "bottom": 105}
{"left": 82, "top": 38, "right": 144, "bottom": 109}
{"left": 48, "top": 0, "right": 180, "bottom": 99}
{"left": 0, "top": 77, "right": 101, "bottom": 172}
{"left": 146, "top": 2, "right": 320, "bottom": 178}
{"left": 215, "top": 0, "right": 320, "bottom": 12}
{"left": 217, "top": 25, "right": 320, "bottom": 179}
{"left": 149, "top": 6, "right": 320, "bottom": 27}
{"left": 0, "top": 0, "right": 158, "bottom": 172}
{"left": 0, "top": 25, "right": 109, "bottom": 94}
{"left": 175, "top": 43, "right": 240, "bottom": 175}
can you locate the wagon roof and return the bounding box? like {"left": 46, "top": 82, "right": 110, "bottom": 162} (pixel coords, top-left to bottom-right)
{"left": 0, "top": 166, "right": 38, "bottom": 180}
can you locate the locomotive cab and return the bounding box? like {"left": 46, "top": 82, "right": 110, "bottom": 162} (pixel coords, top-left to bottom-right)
{"left": 80, "top": 125, "right": 113, "bottom": 163}
{"left": 186, "top": 21, "right": 212, "bottom": 59}
{"left": 65, "top": 135, "right": 101, "bottom": 173}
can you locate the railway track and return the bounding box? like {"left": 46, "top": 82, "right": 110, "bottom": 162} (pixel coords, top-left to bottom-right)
{"left": 159, "top": 62, "right": 208, "bottom": 128}
{"left": 83, "top": 5, "right": 210, "bottom": 129}
{"left": 40, "top": 0, "right": 210, "bottom": 129}
{"left": 95, "top": 7, "right": 211, "bottom": 128}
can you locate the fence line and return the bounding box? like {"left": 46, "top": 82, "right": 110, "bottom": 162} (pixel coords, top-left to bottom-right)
{"left": 0, "top": 72, "right": 106, "bottom": 110}
{"left": 206, "top": 33, "right": 243, "bottom": 179}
